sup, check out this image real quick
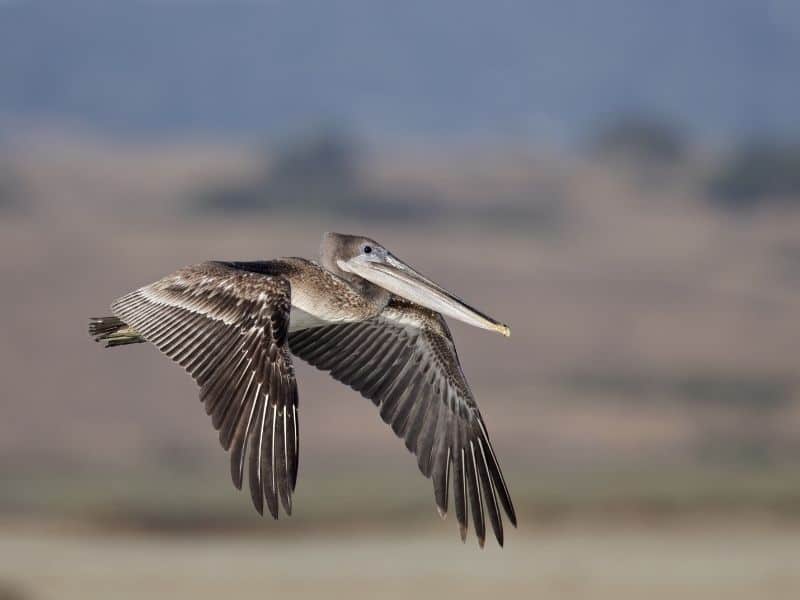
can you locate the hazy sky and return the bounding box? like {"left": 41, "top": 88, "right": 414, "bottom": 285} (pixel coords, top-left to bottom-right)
{"left": 1, "top": 0, "right": 798, "bottom": 143}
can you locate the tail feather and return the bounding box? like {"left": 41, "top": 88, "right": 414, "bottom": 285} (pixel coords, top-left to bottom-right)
{"left": 89, "top": 316, "right": 145, "bottom": 347}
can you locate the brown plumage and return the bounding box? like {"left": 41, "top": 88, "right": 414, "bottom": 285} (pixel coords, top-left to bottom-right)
{"left": 89, "top": 233, "right": 515, "bottom": 546}
{"left": 288, "top": 298, "right": 516, "bottom": 546}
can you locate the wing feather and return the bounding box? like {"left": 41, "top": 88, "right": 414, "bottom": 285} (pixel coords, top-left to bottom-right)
{"left": 289, "top": 297, "right": 515, "bottom": 546}
{"left": 110, "top": 261, "right": 299, "bottom": 519}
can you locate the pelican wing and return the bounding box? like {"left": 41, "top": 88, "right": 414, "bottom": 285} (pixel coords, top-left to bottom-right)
{"left": 288, "top": 297, "right": 516, "bottom": 546}
{"left": 110, "top": 261, "right": 299, "bottom": 518}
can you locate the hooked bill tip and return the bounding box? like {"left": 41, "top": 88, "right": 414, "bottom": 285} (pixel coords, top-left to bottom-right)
{"left": 495, "top": 323, "right": 511, "bottom": 337}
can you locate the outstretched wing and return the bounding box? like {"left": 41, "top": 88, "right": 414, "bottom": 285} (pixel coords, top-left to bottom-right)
{"left": 110, "top": 261, "right": 299, "bottom": 518}
{"left": 288, "top": 298, "right": 515, "bottom": 546}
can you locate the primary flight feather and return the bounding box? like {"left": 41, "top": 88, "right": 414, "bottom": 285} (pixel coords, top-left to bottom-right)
{"left": 89, "top": 232, "right": 515, "bottom": 546}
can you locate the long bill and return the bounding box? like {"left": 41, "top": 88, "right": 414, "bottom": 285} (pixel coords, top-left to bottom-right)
{"left": 342, "top": 254, "right": 511, "bottom": 337}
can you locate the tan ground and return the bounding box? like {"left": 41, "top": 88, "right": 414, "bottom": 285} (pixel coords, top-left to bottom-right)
{"left": 1, "top": 523, "right": 799, "bottom": 600}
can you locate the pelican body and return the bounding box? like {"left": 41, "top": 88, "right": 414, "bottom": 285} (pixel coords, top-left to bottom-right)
{"left": 89, "top": 233, "right": 515, "bottom": 546}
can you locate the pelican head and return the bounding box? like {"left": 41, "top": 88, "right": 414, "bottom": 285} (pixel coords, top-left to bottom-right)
{"left": 321, "top": 232, "right": 510, "bottom": 337}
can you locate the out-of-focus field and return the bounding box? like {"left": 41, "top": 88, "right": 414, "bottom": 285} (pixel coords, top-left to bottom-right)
{"left": 1, "top": 135, "right": 800, "bottom": 597}
{"left": 2, "top": 525, "right": 800, "bottom": 600}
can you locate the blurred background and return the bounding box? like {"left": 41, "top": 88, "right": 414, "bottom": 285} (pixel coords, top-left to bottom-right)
{"left": 1, "top": 1, "right": 800, "bottom": 598}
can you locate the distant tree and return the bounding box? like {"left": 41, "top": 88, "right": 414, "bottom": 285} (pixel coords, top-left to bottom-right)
{"left": 269, "top": 132, "right": 359, "bottom": 191}
{"left": 0, "top": 163, "right": 21, "bottom": 212}
{"left": 195, "top": 130, "right": 440, "bottom": 221}
{"left": 589, "top": 115, "right": 687, "bottom": 165}
{"left": 709, "top": 140, "right": 800, "bottom": 211}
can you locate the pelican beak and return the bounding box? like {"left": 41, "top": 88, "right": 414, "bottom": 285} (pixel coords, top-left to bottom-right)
{"left": 341, "top": 253, "right": 511, "bottom": 337}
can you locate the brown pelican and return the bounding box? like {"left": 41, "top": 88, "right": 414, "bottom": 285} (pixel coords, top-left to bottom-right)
{"left": 89, "top": 233, "right": 515, "bottom": 546}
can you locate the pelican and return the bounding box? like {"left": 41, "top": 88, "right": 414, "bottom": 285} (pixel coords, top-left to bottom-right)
{"left": 88, "top": 232, "right": 515, "bottom": 546}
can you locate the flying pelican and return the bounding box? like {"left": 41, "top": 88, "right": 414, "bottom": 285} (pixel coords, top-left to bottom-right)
{"left": 89, "top": 232, "right": 515, "bottom": 546}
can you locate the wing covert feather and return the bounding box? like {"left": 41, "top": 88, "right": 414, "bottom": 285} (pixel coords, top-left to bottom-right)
{"left": 289, "top": 297, "right": 515, "bottom": 546}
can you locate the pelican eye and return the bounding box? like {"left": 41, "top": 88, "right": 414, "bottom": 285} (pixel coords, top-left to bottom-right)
{"left": 363, "top": 245, "right": 372, "bottom": 254}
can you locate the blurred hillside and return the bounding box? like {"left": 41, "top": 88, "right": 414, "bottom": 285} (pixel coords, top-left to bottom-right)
{"left": 1, "top": 130, "right": 800, "bottom": 531}
{"left": 1, "top": 0, "right": 800, "bottom": 141}
{"left": 2, "top": 125, "right": 800, "bottom": 598}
